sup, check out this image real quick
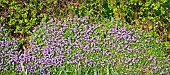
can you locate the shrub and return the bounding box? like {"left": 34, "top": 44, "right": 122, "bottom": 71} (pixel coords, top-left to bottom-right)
{"left": 0, "top": 0, "right": 73, "bottom": 36}
{"left": 76, "top": 0, "right": 170, "bottom": 41}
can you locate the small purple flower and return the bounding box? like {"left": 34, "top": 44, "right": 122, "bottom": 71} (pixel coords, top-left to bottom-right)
{"left": 132, "top": 58, "right": 136, "bottom": 63}
{"left": 0, "top": 65, "right": 2, "bottom": 70}
{"left": 80, "top": 19, "right": 85, "bottom": 22}
{"left": 17, "top": 66, "right": 22, "bottom": 72}
{"left": 62, "top": 23, "right": 68, "bottom": 26}
{"left": 153, "top": 57, "right": 156, "bottom": 63}
{"left": 164, "top": 59, "right": 170, "bottom": 62}
{"left": 148, "top": 56, "right": 153, "bottom": 61}
{"left": 160, "top": 71, "right": 166, "bottom": 75}
{"left": 166, "top": 68, "right": 168, "bottom": 71}
{"left": 12, "top": 55, "right": 19, "bottom": 62}
{"left": 98, "top": 61, "right": 105, "bottom": 67}
{"left": 153, "top": 66, "right": 159, "bottom": 73}
{"left": 73, "top": 28, "right": 78, "bottom": 33}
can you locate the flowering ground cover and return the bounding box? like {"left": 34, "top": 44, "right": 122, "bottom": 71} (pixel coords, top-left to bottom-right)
{"left": 0, "top": 16, "right": 170, "bottom": 75}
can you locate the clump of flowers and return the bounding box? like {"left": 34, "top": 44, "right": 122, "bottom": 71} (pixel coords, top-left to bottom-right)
{"left": 0, "top": 26, "right": 19, "bottom": 71}
{"left": 0, "top": 16, "right": 169, "bottom": 74}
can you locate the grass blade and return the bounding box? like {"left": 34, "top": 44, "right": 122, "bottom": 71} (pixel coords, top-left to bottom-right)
{"left": 94, "top": 67, "right": 97, "bottom": 75}
{"left": 85, "top": 66, "right": 90, "bottom": 75}
{"left": 78, "top": 66, "right": 82, "bottom": 75}
{"left": 107, "top": 65, "right": 110, "bottom": 75}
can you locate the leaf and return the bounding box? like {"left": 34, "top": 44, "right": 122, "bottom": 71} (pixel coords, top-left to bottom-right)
{"left": 149, "top": 26, "right": 152, "bottom": 29}
{"left": 107, "top": 65, "right": 110, "bottom": 75}
{"left": 165, "top": 42, "right": 170, "bottom": 48}
{"left": 78, "top": 66, "right": 81, "bottom": 75}
{"left": 19, "top": 20, "right": 23, "bottom": 24}
{"left": 21, "top": 62, "right": 27, "bottom": 75}
{"left": 94, "top": 67, "right": 98, "bottom": 75}
{"left": 168, "top": 34, "right": 170, "bottom": 39}
{"left": 85, "top": 66, "right": 91, "bottom": 75}
{"left": 42, "top": 14, "right": 48, "bottom": 22}
{"left": 58, "top": 66, "right": 67, "bottom": 75}
{"left": 25, "top": 19, "right": 28, "bottom": 23}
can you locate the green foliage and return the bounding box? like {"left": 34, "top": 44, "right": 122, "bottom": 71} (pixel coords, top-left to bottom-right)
{"left": 1, "top": 0, "right": 39, "bottom": 34}
{"left": 164, "top": 42, "right": 170, "bottom": 48}
{"left": 108, "top": 0, "right": 170, "bottom": 29}
{"left": 75, "top": 0, "right": 114, "bottom": 18}
{"left": 75, "top": 0, "right": 170, "bottom": 40}
{"left": 28, "top": 16, "right": 168, "bottom": 74}
{"left": 0, "top": 70, "right": 19, "bottom": 75}
{"left": 0, "top": 0, "right": 72, "bottom": 35}
{"left": 1, "top": 0, "right": 169, "bottom": 74}
{"left": 74, "top": 0, "right": 170, "bottom": 54}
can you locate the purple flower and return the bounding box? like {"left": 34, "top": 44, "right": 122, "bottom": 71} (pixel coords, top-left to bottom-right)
{"left": 132, "top": 58, "right": 136, "bottom": 63}
{"left": 153, "top": 57, "right": 156, "bottom": 63}
{"left": 164, "top": 59, "right": 170, "bottom": 62}
{"left": 62, "top": 23, "right": 68, "bottom": 26}
{"left": 166, "top": 68, "right": 168, "bottom": 71}
{"left": 1, "top": 15, "right": 169, "bottom": 74}
{"left": 160, "top": 71, "right": 166, "bottom": 75}
{"left": 148, "top": 56, "right": 153, "bottom": 61}
{"left": 80, "top": 19, "right": 85, "bottom": 22}
{"left": 153, "top": 66, "right": 159, "bottom": 73}
{"left": 12, "top": 55, "right": 19, "bottom": 62}
{"left": 17, "top": 66, "right": 22, "bottom": 72}
{"left": 73, "top": 28, "right": 78, "bottom": 33}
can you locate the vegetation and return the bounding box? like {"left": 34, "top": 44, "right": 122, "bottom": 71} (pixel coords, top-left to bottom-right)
{"left": 0, "top": 0, "right": 170, "bottom": 75}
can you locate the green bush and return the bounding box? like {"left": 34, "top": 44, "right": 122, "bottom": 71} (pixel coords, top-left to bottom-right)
{"left": 75, "top": 0, "right": 170, "bottom": 38}
{"left": 74, "top": 0, "right": 170, "bottom": 54}
{"left": 0, "top": 0, "right": 72, "bottom": 35}
{"left": 75, "top": 0, "right": 114, "bottom": 20}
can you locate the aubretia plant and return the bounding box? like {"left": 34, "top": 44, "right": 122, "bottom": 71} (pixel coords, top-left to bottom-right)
{"left": 0, "top": 16, "right": 169, "bottom": 75}
{"left": 0, "top": 26, "right": 19, "bottom": 74}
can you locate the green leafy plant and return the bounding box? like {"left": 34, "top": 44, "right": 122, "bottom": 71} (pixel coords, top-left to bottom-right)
{"left": 0, "top": 0, "right": 74, "bottom": 36}
{"left": 74, "top": 0, "right": 170, "bottom": 43}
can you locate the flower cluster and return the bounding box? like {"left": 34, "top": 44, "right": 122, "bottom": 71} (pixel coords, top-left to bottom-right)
{"left": 0, "top": 26, "right": 19, "bottom": 71}
{"left": 0, "top": 16, "right": 169, "bottom": 75}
